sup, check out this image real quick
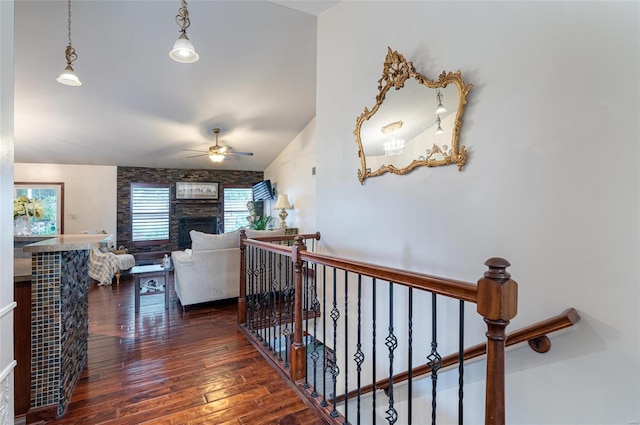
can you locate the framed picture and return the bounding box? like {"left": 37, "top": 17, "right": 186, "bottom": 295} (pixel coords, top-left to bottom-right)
{"left": 175, "top": 182, "right": 219, "bottom": 200}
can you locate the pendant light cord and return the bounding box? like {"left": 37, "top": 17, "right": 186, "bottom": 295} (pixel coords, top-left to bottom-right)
{"left": 64, "top": 0, "right": 77, "bottom": 66}
{"left": 67, "top": 0, "right": 72, "bottom": 45}
{"left": 176, "top": 0, "right": 191, "bottom": 35}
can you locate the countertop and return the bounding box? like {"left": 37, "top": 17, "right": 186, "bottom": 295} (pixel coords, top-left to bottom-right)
{"left": 14, "top": 257, "right": 31, "bottom": 283}
{"left": 22, "top": 234, "right": 112, "bottom": 254}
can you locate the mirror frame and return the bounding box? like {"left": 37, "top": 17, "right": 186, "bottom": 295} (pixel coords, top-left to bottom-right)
{"left": 355, "top": 48, "right": 473, "bottom": 184}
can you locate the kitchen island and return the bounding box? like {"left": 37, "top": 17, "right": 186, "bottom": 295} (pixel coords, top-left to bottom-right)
{"left": 19, "top": 234, "right": 111, "bottom": 422}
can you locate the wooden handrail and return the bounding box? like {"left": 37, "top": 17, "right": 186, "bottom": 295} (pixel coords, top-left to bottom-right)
{"left": 340, "top": 308, "right": 581, "bottom": 402}
{"left": 241, "top": 232, "right": 322, "bottom": 257}
{"left": 298, "top": 250, "right": 478, "bottom": 303}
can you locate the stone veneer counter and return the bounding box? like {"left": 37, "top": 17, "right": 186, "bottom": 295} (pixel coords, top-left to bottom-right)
{"left": 22, "top": 234, "right": 111, "bottom": 420}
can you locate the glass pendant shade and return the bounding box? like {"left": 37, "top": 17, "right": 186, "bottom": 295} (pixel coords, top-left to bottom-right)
{"left": 170, "top": 35, "right": 199, "bottom": 63}
{"left": 435, "top": 103, "right": 447, "bottom": 115}
{"left": 56, "top": 65, "right": 82, "bottom": 86}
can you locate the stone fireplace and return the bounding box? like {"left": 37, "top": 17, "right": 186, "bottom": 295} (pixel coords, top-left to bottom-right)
{"left": 178, "top": 216, "right": 218, "bottom": 249}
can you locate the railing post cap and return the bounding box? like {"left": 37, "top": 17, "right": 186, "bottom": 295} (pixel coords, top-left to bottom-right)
{"left": 484, "top": 257, "right": 511, "bottom": 280}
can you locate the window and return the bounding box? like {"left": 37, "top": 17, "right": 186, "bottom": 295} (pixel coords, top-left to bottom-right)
{"left": 130, "top": 183, "right": 170, "bottom": 244}
{"left": 223, "top": 187, "right": 253, "bottom": 233}
{"left": 14, "top": 182, "right": 64, "bottom": 235}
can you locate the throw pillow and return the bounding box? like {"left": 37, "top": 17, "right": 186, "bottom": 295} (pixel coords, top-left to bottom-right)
{"left": 244, "top": 228, "right": 286, "bottom": 238}
{"left": 190, "top": 230, "right": 240, "bottom": 250}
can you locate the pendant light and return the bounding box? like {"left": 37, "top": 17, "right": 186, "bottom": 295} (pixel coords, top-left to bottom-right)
{"left": 435, "top": 89, "right": 446, "bottom": 115}
{"left": 56, "top": 0, "right": 81, "bottom": 86}
{"left": 169, "top": 0, "right": 199, "bottom": 63}
{"left": 435, "top": 115, "right": 444, "bottom": 135}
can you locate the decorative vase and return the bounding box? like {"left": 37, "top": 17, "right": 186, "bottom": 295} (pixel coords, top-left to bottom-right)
{"left": 14, "top": 215, "right": 30, "bottom": 236}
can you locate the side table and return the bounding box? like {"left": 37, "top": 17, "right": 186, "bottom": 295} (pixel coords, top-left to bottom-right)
{"left": 130, "top": 264, "right": 171, "bottom": 313}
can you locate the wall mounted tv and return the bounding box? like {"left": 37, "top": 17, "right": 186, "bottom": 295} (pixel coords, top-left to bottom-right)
{"left": 252, "top": 180, "right": 274, "bottom": 201}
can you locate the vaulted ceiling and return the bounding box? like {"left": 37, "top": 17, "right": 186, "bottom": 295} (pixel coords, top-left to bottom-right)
{"left": 14, "top": 1, "right": 337, "bottom": 171}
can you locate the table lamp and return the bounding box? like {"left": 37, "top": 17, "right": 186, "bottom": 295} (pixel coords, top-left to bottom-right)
{"left": 273, "top": 194, "right": 292, "bottom": 228}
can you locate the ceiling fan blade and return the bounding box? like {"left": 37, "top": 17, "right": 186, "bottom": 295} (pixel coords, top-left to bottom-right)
{"left": 225, "top": 151, "right": 254, "bottom": 156}
{"left": 182, "top": 148, "right": 207, "bottom": 153}
{"left": 186, "top": 153, "right": 208, "bottom": 158}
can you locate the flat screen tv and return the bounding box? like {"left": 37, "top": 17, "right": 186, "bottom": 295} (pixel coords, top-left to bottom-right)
{"left": 252, "top": 180, "right": 273, "bottom": 201}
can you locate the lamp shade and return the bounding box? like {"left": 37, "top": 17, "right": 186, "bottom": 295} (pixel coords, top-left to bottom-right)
{"left": 169, "top": 35, "right": 199, "bottom": 63}
{"left": 56, "top": 65, "right": 82, "bottom": 86}
{"left": 273, "top": 194, "right": 292, "bottom": 210}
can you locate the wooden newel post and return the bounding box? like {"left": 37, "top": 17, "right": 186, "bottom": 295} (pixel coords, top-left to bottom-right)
{"left": 290, "top": 236, "right": 307, "bottom": 381}
{"left": 238, "top": 229, "right": 247, "bottom": 324}
{"left": 477, "top": 257, "right": 518, "bottom": 425}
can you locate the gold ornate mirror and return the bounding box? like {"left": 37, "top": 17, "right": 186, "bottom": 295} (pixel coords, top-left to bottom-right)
{"left": 355, "top": 48, "right": 473, "bottom": 184}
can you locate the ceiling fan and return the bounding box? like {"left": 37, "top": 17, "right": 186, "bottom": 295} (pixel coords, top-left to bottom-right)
{"left": 183, "top": 128, "right": 254, "bottom": 163}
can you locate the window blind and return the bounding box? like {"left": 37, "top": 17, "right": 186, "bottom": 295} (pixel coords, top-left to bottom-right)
{"left": 223, "top": 187, "right": 252, "bottom": 233}
{"left": 131, "top": 184, "right": 170, "bottom": 242}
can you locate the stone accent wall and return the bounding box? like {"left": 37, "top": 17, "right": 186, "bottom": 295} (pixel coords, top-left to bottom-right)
{"left": 30, "top": 250, "right": 89, "bottom": 417}
{"left": 117, "top": 167, "right": 263, "bottom": 254}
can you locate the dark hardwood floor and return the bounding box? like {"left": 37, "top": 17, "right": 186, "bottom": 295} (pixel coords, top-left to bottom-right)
{"left": 46, "top": 273, "right": 322, "bottom": 425}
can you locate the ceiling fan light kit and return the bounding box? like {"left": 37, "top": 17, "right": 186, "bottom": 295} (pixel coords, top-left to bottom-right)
{"left": 170, "top": 0, "right": 199, "bottom": 63}
{"left": 183, "top": 128, "right": 254, "bottom": 163}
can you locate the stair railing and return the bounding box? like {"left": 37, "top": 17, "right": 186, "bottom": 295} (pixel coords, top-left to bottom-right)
{"left": 238, "top": 232, "right": 578, "bottom": 425}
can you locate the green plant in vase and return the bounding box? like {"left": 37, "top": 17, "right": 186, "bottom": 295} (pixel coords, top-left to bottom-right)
{"left": 250, "top": 215, "right": 272, "bottom": 230}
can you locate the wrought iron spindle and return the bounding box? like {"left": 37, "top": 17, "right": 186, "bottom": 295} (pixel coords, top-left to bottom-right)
{"left": 303, "top": 260, "right": 310, "bottom": 389}
{"left": 247, "top": 246, "right": 255, "bottom": 331}
{"left": 269, "top": 252, "right": 278, "bottom": 356}
{"left": 277, "top": 251, "right": 284, "bottom": 362}
{"left": 427, "top": 293, "right": 442, "bottom": 425}
{"left": 354, "top": 274, "right": 364, "bottom": 425}
{"left": 330, "top": 268, "right": 340, "bottom": 418}
{"left": 321, "top": 265, "right": 328, "bottom": 408}
{"left": 408, "top": 287, "right": 413, "bottom": 425}
{"left": 385, "top": 282, "right": 398, "bottom": 425}
{"left": 283, "top": 253, "right": 292, "bottom": 368}
{"left": 310, "top": 262, "right": 321, "bottom": 397}
{"left": 458, "top": 300, "right": 465, "bottom": 425}
{"left": 260, "top": 249, "right": 267, "bottom": 344}
{"left": 372, "top": 278, "right": 377, "bottom": 425}
{"left": 264, "top": 250, "right": 274, "bottom": 349}
{"left": 344, "top": 270, "right": 349, "bottom": 423}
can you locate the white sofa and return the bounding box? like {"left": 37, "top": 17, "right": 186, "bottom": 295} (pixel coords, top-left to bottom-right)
{"left": 171, "top": 228, "right": 285, "bottom": 309}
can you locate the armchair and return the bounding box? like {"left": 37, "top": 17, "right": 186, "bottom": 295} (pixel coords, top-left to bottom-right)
{"left": 171, "top": 228, "right": 285, "bottom": 309}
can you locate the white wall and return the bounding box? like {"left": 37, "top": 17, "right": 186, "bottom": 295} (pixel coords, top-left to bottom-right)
{"left": 0, "top": 1, "right": 15, "bottom": 422}
{"left": 315, "top": 2, "right": 639, "bottom": 424}
{"left": 14, "top": 163, "right": 117, "bottom": 240}
{"left": 264, "top": 118, "right": 317, "bottom": 233}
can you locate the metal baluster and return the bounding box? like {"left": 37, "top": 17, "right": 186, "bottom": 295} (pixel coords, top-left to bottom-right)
{"left": 321, "top": 264, "right": 328, "bottom": 408}
{"left": 247, "top": 246, "right": 255, "bottom": 332}
{"left": 427, "top": 293, "right": 442, "bottom": 425}
{"left": 283, "top": 252, "right": 292, "bottom": 368}
{"left": 344, "top": 270, "right": 349, "bottom": 423}
{"left": 303, "top": 260, "right": 310, "bottom": 389}
{"left": 372, "top": 278, "right": 377, "bottom": 425}
{"left": 385, "top": 282, "right": 398, "bottom": 425}
{"left": 354, "top": 274, "right": 364, "bottom": 425}
{"left": 310, "top": 262, "right": 320, "bottom": 397}
{"left": 458, "top": 300, "right": 465, "bottom": 425}
{"left": 408, "top": 288, "right": 413, "bottom": 425}
{"left": 277, "top": 250, "right": 284, "bottom": 362}
{"left": 264, "top": 251, "right": 271, "bottom": 348}
{"left": 260, "top": 249, "right": 267, "bottom": 344}
{"left": 330, "top": 268, "right": 340, "bottom": 418}
{"left": 270, "top": 252, "right": 278, "bottom": 356}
